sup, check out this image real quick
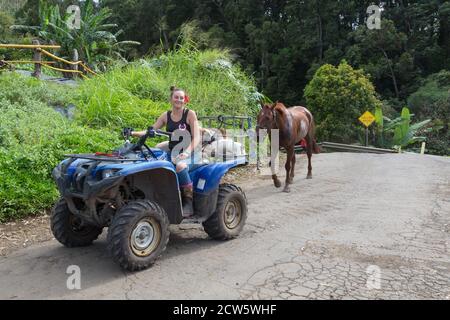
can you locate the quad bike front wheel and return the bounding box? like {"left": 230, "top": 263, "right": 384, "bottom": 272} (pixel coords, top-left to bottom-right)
{"left": 203, "top": 183, "right": 247, "bottom": 240}
{"left": 51, "top": 198, "right": 103, "bottom": 247}
{"left": 107, "top": 200, "right": 170, "bottom": 271}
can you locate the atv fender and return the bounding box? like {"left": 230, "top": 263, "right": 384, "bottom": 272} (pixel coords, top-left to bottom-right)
{"left": 191, "top": 159, "right": 244, "bottom": 194}
{"left": 121, "top": 167, "right": 183, "bottom": 224}
{"left": 190, "top": 159, "right": 244, "bottom": 221}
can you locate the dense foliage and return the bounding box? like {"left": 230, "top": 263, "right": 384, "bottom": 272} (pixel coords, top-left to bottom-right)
{"left": 10, "top": 0, "right": 140, "bottom": 71}
{"left": 407, "top": 71, "right": 450, "bottom": 155}
{"left": 0, "top": 73, "right": 121, "bottom": 221}
{"left": 90, "top": 0, "right": 449, "bottom": 104}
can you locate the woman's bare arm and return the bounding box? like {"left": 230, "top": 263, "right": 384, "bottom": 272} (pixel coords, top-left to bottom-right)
{"left": 185, "top": 110, "right": 201, "bottom": 154}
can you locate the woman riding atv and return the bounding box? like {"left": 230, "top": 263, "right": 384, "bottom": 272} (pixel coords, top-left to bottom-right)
{"left": 130, "top": 86, "right": 201, "bottom": 217}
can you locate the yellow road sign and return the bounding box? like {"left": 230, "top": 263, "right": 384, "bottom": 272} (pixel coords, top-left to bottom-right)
{"left": 359, "top": 111, "right": 376, "bottom": 127}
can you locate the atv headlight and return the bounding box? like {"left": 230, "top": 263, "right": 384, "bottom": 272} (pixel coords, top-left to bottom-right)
{"left": 102, "top": 169, "right": 118, "bottom": 179}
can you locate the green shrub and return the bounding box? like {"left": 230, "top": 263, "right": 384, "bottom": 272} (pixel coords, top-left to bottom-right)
{"left": 304, "top": 61, "right": 382, "bottom": 143}
{"left": 0, "top": 73, "right": 120, "bottom": 221}
{"left": 0, "top": 72, "right": 76, "bottom": 107}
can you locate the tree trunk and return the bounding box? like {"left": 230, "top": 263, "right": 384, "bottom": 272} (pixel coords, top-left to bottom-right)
{"left": 380, "top": 48, "right": 400, "bottom": 99}
{"left": 316, "top": 2, "right": 323, "bottom": 61}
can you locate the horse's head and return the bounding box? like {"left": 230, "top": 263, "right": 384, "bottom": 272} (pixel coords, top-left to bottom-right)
{"left": 256, "top": 102, "right": 276, "bottom": 130}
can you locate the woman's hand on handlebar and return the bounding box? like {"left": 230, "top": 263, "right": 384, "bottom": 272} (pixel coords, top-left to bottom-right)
{"left": 147, "top": 126, "right": 156, "bottom": 138}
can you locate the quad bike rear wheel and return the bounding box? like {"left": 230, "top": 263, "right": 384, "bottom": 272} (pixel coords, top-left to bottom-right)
{"left": 51, "top": 198, "right": 103, "bottom": 247}
{"left": 107, "top": 200, "right": 170, "bottom": 271}
{"left": 203, "top": 183, "right": 247, "bottom": 240}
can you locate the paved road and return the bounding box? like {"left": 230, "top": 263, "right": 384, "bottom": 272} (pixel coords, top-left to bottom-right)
{"left": 1, "top": 153, "right": 449, "bottom": 299}
{"left": 15, "top": 70, "right": 78, "bottom": 86}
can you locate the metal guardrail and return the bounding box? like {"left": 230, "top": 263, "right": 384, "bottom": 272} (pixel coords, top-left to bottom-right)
{"left": 313, "top": 142, "right": 397, "bottom": 154}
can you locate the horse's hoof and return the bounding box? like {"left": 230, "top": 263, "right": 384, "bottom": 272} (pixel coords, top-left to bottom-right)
{"left": 274, "top": 180, "right": 282, "bottom": 188}
{"left": 283, "top": 186, "right": 291, "bottom": 193}
{"left": 288, "top": 178, "right": 294, "bottom": 184}
{"left": 306, "top": 174, "right": 312, "bottom": 179}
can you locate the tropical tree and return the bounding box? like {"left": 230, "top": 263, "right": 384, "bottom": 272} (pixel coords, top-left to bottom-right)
{"left": 11, "top": 0, "right": 140, "bottom": 71}
{"left": 0, "top": 11, "right": 15, "bottom": 42}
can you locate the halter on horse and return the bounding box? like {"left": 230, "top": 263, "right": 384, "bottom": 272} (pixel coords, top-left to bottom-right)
{"left": 256, "top": 102, "right": 319, "bottom": 193}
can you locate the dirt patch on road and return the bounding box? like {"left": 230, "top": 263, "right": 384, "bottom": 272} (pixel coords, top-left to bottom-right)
{"left": 0, "top": 214, "right": 53, "bottom": 256}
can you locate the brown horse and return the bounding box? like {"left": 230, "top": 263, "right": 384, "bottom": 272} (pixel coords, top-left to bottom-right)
{"left": 256, "top": 102, "right": 320, "bottom": 193}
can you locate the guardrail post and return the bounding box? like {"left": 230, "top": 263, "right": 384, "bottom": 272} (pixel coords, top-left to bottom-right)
{"left": 420, "top": 142, "right": 426, "bottom": 155}
{"left": 31, "top": 39, "right": 41, "bottom": 79}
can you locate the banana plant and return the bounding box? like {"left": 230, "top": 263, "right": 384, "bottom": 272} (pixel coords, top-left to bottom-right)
{"left": 375, "top": 107, "right": 431, "bottom": 148}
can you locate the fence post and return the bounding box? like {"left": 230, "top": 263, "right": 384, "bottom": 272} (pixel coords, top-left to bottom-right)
{"left": 71, "top": 49, "right": 79, "bottom": 79}
{"left": 31, "top": 39, "right": 41, "bottom": 79}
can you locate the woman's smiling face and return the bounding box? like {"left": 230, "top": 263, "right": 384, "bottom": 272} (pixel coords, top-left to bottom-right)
{"left": 171, "top": 90, "right": 186, "bottom": 109}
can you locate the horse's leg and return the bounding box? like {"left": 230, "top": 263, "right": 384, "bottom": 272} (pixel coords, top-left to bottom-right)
{"left": 306, "top": 135, "right": 313, "bottom": 179}
{"left": 283, "top": 147, "right": 294, "bottom": 193}
{"left": 269, "top": 161, "right": 282, "bottom": 188}
{"left": 267, "top": 135, "right": 281, "bottom": 188}
{"left": 288, "top": 150, "right": 296, "bottom": 184}
{"left": 270, "top": 148, "right": 282, "bottom": 188}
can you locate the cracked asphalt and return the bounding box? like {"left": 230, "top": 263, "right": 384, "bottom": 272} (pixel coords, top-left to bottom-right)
{"left": 0, "top": 153, "right": 449, "bottom": 300}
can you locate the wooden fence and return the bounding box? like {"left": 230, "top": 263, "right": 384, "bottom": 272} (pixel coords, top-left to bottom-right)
{"left": 0, "top": 40, "right": 96, "bottom": 79}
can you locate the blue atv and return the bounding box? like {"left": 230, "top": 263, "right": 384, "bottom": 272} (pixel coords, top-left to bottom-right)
{"left": 51, "top": 128, "right": 248, "bottom": 271}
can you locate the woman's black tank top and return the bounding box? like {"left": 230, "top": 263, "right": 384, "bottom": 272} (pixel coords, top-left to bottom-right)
{"left": 166, "top": 108, "right": 192, "bottom": 151}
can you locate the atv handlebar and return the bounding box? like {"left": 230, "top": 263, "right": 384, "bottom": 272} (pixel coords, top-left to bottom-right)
{"left": 121, "top": 127, "right": 171, "bottom": 141}
{"left": 117, "top": 126, "right": 173, "bottom": 158}
{"left": 135, "top": 129, "right": 169, "bottom": 148}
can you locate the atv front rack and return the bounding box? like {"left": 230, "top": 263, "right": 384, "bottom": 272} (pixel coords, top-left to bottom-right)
{"left": 64, "top": 153, "right": 144, "bottom": 162}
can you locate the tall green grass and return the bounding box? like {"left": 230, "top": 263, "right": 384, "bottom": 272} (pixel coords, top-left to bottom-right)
{"left": 76, "top": 46, "right": 261, "bottom": 129}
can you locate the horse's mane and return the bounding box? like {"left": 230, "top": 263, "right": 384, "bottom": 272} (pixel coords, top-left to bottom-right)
{"left": 273, "top": 102, "right": 289, "bottom": 120}
{"left": 273, "top": 102, "right": 292, "bottom": 140}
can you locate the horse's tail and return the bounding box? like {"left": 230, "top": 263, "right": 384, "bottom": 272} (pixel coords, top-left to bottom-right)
{"left": 309, "top": 115, "right": 321, "bottom": 154}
